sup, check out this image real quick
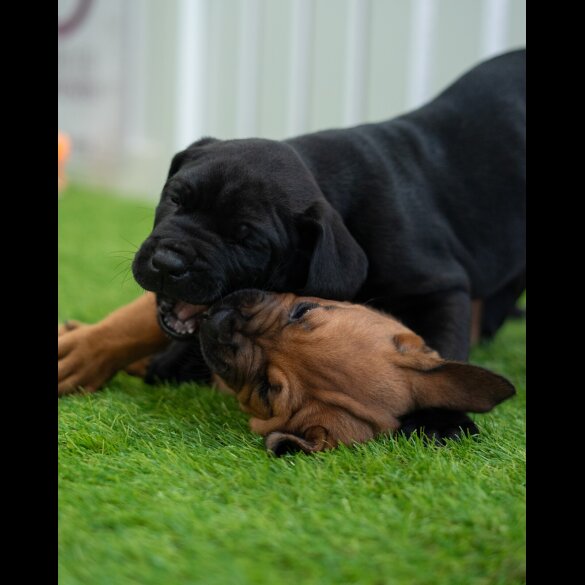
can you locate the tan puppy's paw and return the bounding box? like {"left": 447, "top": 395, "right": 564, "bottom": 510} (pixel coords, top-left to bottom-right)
{"left": 58, "top": 323, "right": 120, "bottom": 396}
{"left": 58, "top": 320, "right": 86, "bottom": 336}
{"left": 58, "top": 293, "right": 170, "bottom": 396}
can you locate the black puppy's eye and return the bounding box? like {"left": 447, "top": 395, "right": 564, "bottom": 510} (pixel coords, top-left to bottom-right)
{"left": 234, "top": 224, "right": 250, "bottom": 241}
{"left": 290, "top": 302, "right": 319, "bottom": 321}
{"left": 169, "top": 193, "right": 181, "bottom": 205}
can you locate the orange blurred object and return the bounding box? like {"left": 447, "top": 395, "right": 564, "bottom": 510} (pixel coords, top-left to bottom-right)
{"left": 58, "top": 132, "right": 71, "bottom": 192}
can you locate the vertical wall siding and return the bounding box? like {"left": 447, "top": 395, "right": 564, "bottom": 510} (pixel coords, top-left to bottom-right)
{"left": 509, "top": 0, "right": 527, "bottom": 48}
{"left": 235, "top": 0, "right": 262, "bottom": 138}
{"left": 59, "top": 0, "right": 525, "bottom": 197}
{"left": 343, "top": 0, "right": 371, "bottom": 126}
{"left": 367, "top": 0, "right": 412, "bottom": 124}
{"left": 309, "top": 0, "right": 348, "bottom": 132}
{"left": 207, "top": 0, "right": 239, "bottom": 140}
{"left": 432, "top": 0, "right": 483, "bottom": 97}
{"left": 174, "top": 0, "right": 209, "bottom": 152}
{"left": 480, "top": 0, "right": 510, "bottom": 57}
{"left": 406, "top": 0, "right": 438, "bottom": 109}
{"left": 199, "top": 0, "right": 524, "bottom": 143}
{"left": 287, "top": 0, "right": 314, "bottom": 137}
{"left": 259, "top": 0, "right": 292, "bottom": 139}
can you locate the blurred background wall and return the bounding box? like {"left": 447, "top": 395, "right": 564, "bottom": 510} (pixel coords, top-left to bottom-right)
{"left": 58, "top": 0, "right": 526, "bottom": 200}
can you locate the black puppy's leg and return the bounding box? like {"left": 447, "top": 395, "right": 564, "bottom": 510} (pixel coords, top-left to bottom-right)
{"left": 392, "top": 288, "right": 472, "bottom": 360}
{"left": 399, "top": 409, "right": 479, "bottom": 444}
{"left": 388, "top": 289, "right": 478, "bottom": 442}
{"left": 481, "top": 269, "right": 526, "bottom": 339}
{"left": 145, "top": 339, "right": 212, "bottom": 385}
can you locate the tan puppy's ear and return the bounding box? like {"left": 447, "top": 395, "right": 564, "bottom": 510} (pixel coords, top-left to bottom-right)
{"left": 410, "top": 361, "right": 516, "bottom": 413}
{"left": 392, "top": 333, "right": 516, "bottom": 413}
{"left": 265, "top": 426, "right": 330, "bottom": 457}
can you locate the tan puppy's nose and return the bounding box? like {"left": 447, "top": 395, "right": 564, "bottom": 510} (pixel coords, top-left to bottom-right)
{"left": 201, "top": 306, "right": 240, "bottom": 345}
{"left": 201, "top": 289, "right": 271, "bottom": 342}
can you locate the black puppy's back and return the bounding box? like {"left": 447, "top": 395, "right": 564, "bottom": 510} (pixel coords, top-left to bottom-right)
{"left": 287, "top": 49, "right": 525, "bottom": 303}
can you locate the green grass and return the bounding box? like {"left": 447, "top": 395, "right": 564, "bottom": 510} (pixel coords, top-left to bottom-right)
{"left": 58, "top": 185, "right": 526, "bottom": 585}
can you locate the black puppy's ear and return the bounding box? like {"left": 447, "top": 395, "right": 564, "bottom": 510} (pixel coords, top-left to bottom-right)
{"left": 167, "top": 137, "right": 220, "bottom": 178}
{"left": 265, "top": 426, "right": 330, "bottom": 456}
{"left": 167, "top": 151, "right": 187, "bottom": 178}
{"left": 299, "top": 202, "right": 368, "bottom": 299}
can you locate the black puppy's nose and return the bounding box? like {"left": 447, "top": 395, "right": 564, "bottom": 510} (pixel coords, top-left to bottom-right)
{"left": 151, "top": 248, "right": 188, "bottom": 278}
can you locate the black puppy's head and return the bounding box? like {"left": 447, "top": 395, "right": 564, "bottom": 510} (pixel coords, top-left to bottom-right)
{"left": 132, "top": 137, "right": 368, "bottom": 339}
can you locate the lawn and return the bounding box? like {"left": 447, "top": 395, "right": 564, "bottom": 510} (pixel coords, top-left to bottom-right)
{"left": 58, "top": 185, "right": 526, "bottom": 585}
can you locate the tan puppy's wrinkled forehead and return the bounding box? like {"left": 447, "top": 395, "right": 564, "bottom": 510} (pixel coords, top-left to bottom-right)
{"left": 202, "top": 291, "right": 515, "bottom": 455}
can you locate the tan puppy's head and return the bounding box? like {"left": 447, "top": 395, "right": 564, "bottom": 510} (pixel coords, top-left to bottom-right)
{"left": 199, "top": 289, "right": 515, "bottom": 455}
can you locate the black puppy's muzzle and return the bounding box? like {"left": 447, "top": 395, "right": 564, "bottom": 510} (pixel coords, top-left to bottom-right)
{"left": 133, "top": 237, "right": 198, "bottom": 296}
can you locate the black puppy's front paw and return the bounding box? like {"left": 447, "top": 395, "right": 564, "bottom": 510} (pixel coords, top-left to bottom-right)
{"left": 145, "top": 340, "right": 211, "bottom": 385}
{"left": 399, "top": 408, "right": 479, "bottom": 445}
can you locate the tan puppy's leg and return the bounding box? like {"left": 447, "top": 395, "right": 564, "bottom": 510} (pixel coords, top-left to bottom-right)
{"left": 58, "top": 292, "right": 170, "bottom": 396}
{"left": 124, "top": 356, "right": 153, "bottom": 378}
{"left": 470, "top": 300, "right": 483, "bottom": 346}
{"left": 59, "top": 320, "right": 155, "bottom": 380}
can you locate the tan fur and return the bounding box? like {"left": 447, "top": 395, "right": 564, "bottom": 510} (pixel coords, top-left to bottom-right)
{"left": 57, "top": 293, "right": 170, "bottom": 395}
{"left": 212, "top": 294, "right": 515, "bottom": 453}
{"left": 210, "top": 374, "right": 237, "bottom": 396}
{"left": 470, "top": 300, "right": 483, "bottom": 345}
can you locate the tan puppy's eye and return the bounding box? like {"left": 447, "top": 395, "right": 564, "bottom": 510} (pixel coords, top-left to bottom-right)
{"left": 290, "top": 302, "right": 319, "bottom": 321}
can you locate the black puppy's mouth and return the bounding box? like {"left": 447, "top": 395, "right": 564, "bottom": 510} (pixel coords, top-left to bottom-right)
{"left": 157, "top": 296, "right": 209, "bottom": 339}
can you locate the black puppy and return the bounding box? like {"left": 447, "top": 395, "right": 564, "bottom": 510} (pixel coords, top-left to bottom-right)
{"left": 132, "top": 49, "right": 525, "bottom": 440}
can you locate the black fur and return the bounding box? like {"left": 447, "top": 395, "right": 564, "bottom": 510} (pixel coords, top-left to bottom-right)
{"left": 133, "top": 50, "right": 526, "bottom": 441}
{"left": 399, "top": 409, "right": 480, "bottom": 445}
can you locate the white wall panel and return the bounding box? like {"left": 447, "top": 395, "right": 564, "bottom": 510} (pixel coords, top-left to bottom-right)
{"left": 58, "top": 0, "right": 526, "bottom": 198}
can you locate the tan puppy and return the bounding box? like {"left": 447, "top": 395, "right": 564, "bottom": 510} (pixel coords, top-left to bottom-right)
{"left": 198, "top": 290, "right": 515, "bottom": 455}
